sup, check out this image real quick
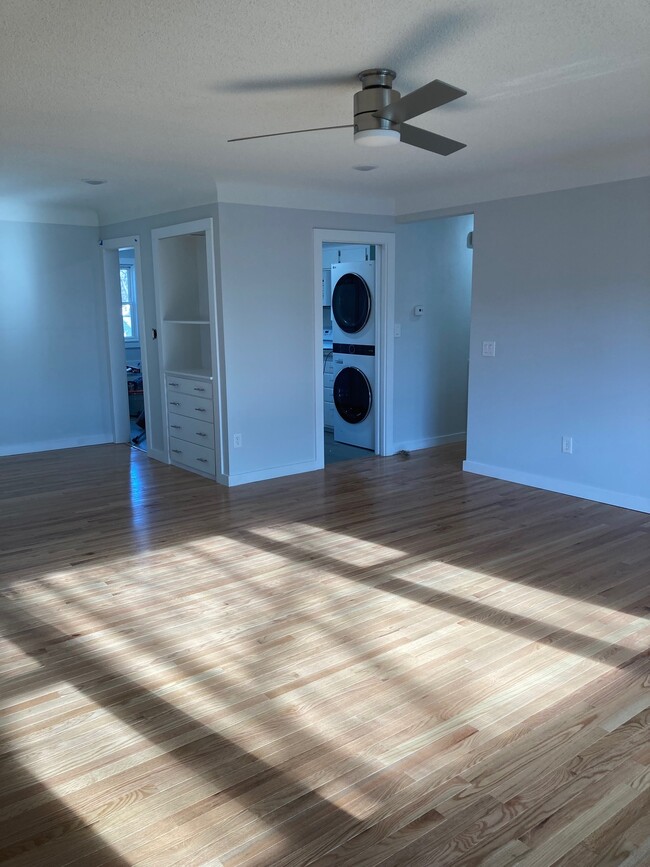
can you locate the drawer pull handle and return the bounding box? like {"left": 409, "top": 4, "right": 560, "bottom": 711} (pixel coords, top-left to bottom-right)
{"left": 170, "top": 425, "right": 181, "bottom": 430}
{"left": 193, "top": 387, "right": 206, "bottom": 392}
{"left": 194, "top": 407, "right": 207, "bottom": 413}
{"left": 196, "top": 458, "right": 208, "bottom": 463}
{"left": 196, "top": 432, "right": 207, "bottom": 437}
{"left": 169, "top": 381, "right": 179, "bottom": 387}
{"left": 170, "top": 401, "right": 180, "bottom": 406}
{"left": 171, "top": 449, "right": 182, "bottom": 454}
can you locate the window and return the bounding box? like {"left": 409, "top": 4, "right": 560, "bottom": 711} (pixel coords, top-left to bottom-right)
{"left": 120, "top": 264, "right": 138, "bottom": 341}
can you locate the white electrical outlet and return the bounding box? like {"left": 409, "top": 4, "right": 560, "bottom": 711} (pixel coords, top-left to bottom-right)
{"left": 482, "top": 341, "right": 496, "bottom": 357}
{"left": 233, "top": 433, "right": 242, "bottom": 448}
{"left": 562, "top": 436, "right": 573, "bottom": 454}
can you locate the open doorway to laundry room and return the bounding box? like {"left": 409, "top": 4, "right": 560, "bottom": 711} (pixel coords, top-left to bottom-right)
{"left": 323, "top": 242, "right": 376, "bottom": 465}
{"left": 314, "top": 229, "right": 396, "bottom": 469}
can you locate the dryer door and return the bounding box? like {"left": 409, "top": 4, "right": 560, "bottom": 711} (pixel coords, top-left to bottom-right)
{"left": 331, "top": 272, "right": 371, "bottom": 334}
{"left": 334, "top": 367, "right": 372, "bottom": 423}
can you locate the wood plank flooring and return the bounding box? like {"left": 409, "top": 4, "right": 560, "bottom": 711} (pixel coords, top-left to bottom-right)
{"left": 0, "top": 443, "right": 648, "bottom": 866}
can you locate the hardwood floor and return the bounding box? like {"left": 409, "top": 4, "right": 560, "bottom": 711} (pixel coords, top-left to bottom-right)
{"left": 0, "top": 443, "right": 648, "bottom": 866}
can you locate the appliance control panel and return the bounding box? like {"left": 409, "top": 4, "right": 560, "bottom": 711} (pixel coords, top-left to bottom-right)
{"left": 333, "top": 343, "right": 375, "bottom": 356}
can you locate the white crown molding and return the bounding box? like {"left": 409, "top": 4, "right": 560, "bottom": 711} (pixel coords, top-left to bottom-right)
{"left": 0, "top": 202, "right": 99, "bottom": 226}
{"left": 395, "top": 151, "right": 650, "bottom": 218}
{"left": 216, "top": 181, "right": 395, "bottom": 216}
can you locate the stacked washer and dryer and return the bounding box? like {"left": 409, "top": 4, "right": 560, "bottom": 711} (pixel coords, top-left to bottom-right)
{"left": 330, "top": 261, "right": 376, "bottom": 451}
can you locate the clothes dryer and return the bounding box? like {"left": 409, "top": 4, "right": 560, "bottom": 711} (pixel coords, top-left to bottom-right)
{"left": 331, "top": 261, "right": 375, "bottom": 347}
{"left": 332, "top": 343, "right": 375, "bottom": 450}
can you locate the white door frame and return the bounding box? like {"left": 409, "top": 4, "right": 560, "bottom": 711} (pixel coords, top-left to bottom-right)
{"left": 100, "top": 235, "right": 150, "bottom": 447}
{"left": 313, "top": 229, "right": 396, "bottom": 467}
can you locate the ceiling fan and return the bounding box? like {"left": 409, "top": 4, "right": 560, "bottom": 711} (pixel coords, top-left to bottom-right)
{"left": 228, "top": 69, "right": 467, "bottom": 156}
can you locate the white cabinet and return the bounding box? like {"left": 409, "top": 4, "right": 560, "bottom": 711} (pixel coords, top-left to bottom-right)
{"left": 153, "top": 218, "right": 222, "bottom": 481}
{"left": 165, "top": 372, "right": 216, "bottom": 476}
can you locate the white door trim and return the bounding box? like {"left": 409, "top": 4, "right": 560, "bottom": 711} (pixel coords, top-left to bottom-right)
{"left": 100, "top": 235, "right": 150, "bottom": 447}
{"left": 313, "top": 229, "right": 396, "bottom": 467}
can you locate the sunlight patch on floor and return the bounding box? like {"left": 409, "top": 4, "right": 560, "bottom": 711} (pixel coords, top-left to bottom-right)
{"left": 252, "top": 522, "right": 406, "bottom": 567}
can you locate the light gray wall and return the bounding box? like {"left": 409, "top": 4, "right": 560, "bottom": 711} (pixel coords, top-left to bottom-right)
{"left": 465, "top": 177, "right": 650, "bottom": 512}
{"left": 0, "top": 219, "right": 112, "bottom": 455}
{"left": 394, "top": 214, "right": 474, "bottom": 450}
{"left": 218, "top": 203, "right": 394, "bottom": 479}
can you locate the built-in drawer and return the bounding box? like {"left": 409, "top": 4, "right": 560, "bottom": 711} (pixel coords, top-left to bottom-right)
{"left": 324, "top": 373, "right": 334, "bottom": 389}
{"left": 166, "top": 391, "right": 213, "bottom": 421}
{"left": 324, "top": 386, "right": 333, "bottom": 403}
{"left": 166, "top": 375, "right": 213, "bottom": 399}
{"left": 169, "top": 436, "right": 215, "bottom": 476}
{"left": 168, "top": 412, "right": 215, "bottom": 448}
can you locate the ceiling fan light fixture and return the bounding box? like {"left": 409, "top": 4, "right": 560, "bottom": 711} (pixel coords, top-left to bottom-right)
{"left": 228, "top": 68, "right": 466, "bottom": 156}
{"left": 354, "top": 128, "right": 400, "bottom": 147}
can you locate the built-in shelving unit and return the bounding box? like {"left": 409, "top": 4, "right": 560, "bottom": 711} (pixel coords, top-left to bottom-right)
{"left": 152, "top": 219, "right": 224, "bottom": 481}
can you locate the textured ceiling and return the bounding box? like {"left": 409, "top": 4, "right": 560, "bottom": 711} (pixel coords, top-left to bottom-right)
{"left": 0, "top": 0, "right": 649, "bottom": 223}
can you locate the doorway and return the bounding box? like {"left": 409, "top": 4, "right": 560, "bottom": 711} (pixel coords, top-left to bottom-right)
{"left": 314, "top": 229, "right": 396, "bottom": 469}
{"left": 119, "top": 248, "right": 147, "bottom": 451}
{"left": 322, "top": 243, "right": 376, "bottom": 465}
{"left": 101, "top": 235, "right": 151, "bottom": 452}
{"left": 392, "top": 213, "right": 474, "bottom": 458}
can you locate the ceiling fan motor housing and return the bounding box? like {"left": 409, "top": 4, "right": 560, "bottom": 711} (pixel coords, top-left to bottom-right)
{"left": 354, "top": 68, "right": 401, "bottom": 135}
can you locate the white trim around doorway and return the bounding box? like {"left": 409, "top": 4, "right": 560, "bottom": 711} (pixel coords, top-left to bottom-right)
{"left": 313, "top": 229, "right": 396, "bottom": 468}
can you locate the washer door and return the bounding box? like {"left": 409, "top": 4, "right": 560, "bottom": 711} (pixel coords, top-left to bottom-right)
{"left": 331, "top": 272, "right": 371, "bottom": 334}
{"left": 334, "top": 367, "right": 372, "bottom": 424}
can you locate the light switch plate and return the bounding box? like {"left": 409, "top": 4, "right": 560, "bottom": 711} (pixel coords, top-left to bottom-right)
{"left": 394, "top": 323, "right": 401, "bottom": 338}
{"left": 482, "top": 341, "right": 496, "bottom": 357}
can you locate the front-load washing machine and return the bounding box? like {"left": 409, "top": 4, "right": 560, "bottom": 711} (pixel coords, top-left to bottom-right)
{"left": 331, "top": 261, "right": 375, "bottom": 347}
{"left": 332, "top": 343, "right": 375, "bottom": 450}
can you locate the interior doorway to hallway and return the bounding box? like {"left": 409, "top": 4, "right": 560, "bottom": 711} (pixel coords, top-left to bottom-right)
{"left": 101, "top": 235, "right": 151, "bottom": 452}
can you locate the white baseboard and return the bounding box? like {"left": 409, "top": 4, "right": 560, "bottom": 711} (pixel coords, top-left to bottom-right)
{"left": 393, "top": 432, "right": 466, "bottom": 454}
{"left": 225, "top": 459, "right": 322, "bottom": 487}
{"left": 0, "top": 434, "right": 112, "bottom": 458}
{"left": 462, "top": 460, "right": 650, "bottom": 515}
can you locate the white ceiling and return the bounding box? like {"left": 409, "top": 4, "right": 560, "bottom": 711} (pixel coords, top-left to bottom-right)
{"left": 1, "top": 0, "right": 648, "bottom": 224}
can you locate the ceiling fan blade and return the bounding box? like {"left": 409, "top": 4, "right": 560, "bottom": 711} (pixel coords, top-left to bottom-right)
{"left": 228, "top": 124, "right": 352, "bottom": 143}
{"left": 399, "top": 123, "right": 466, "bottom": 156}
{"left": 222, "top": 74, "right": 356, "bottom": 93}
{"left": 377, "top": 79, "right": 466, "bottom": 124}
